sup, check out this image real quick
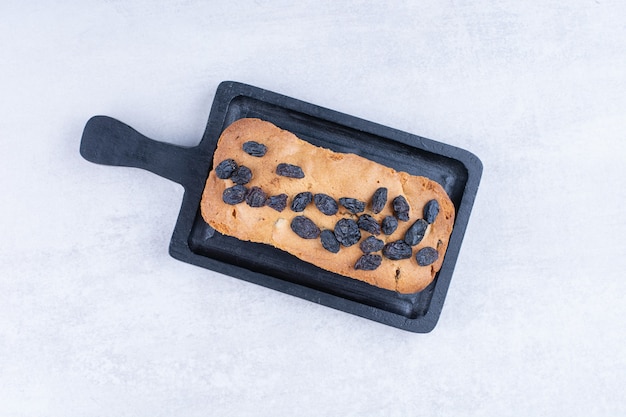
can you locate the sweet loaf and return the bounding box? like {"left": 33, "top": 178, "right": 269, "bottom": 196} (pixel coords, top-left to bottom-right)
{"left": 200, "top": 118, "right": 455, "bottom": 293}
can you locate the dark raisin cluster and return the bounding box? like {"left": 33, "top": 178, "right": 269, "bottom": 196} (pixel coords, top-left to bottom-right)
{"left": 213, "top": 140, "right": 444, "bottom": 272}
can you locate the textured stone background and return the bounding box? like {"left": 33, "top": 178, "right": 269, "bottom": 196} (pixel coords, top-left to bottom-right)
{"left": 1, "top": 1, "right": 624, "bottom": 415}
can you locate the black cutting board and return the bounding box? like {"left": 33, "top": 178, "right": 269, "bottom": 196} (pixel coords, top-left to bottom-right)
{"left": 80, "top": 81, "right": 482, "bottom": 332}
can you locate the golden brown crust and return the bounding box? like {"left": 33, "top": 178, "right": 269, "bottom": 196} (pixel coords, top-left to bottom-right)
{"left": 200, "top": 118, "right": 455, "bottom": 293}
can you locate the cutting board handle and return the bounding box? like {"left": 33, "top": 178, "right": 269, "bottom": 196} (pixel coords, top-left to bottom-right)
{"left": 80, "top": 115, "right": 196, "bottom": 186}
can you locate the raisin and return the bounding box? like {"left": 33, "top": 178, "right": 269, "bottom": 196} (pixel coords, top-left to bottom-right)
{"left": 314, "top": 193, "right": 338, "bottom": 215}
{"left": 266, "top": 194, "right": 288, "bottom": 212}
{"left": 355, "top": 254, "right": 382, "bottom": 271}
{"left": 339, "top": 197, "right": 365, "bottom": 214}
{"left": 371, "top": 187, "right": 388, "bottom": 214}
{"left": 334, "top": 218, "right": 361, "bottom": 247}
{"left": 290, "top": 216, "right": 320, "bottom": 239}
{"left": 382, "top": 240, "right": 412, "bottom": 260}
{"left": 381, "top": 216, "right": 398, "bottom": 235}
{"left": 231, "top": 165, "right": 252, "bottom": 185}
{"left": 215, "top": 158, "right": 237, "bottom": 179}
{"left": 222, "top": 184, "right": 247, "bottom": 205}
{"left": 360, "top": 236, "right": 384, "bottom": 254}
{"left": 404, "top": 219, "right": 428, "bottom": 246}
{"left": 276, "top": 163, "right": 304, "bottom": 178}
{"left": 320, "top": 229, "right": 340, "bottom": 253}
{"left": 415, "top": 247, "right": 439, "bottom": 266}
{"left": 291, "top": 191, "right": 312, "bottom": 212}
{"left": 424, "top": 199, "right": 440, "bottom": 224}
{"left": 392, "top": 195, "right": 410, "bottom": 221}
{"left": 357, "top": 214, "right": 381, "bottom": 235}
{"left": 245, "top": 186, "right": 267, "bottom": 207}
{"left": 242, "top": 141, "right": 267, "bottom": 157}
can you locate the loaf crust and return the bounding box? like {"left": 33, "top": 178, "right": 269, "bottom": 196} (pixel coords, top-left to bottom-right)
{"left": 200, "top": 118, "right": 455, "bottom": 293}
